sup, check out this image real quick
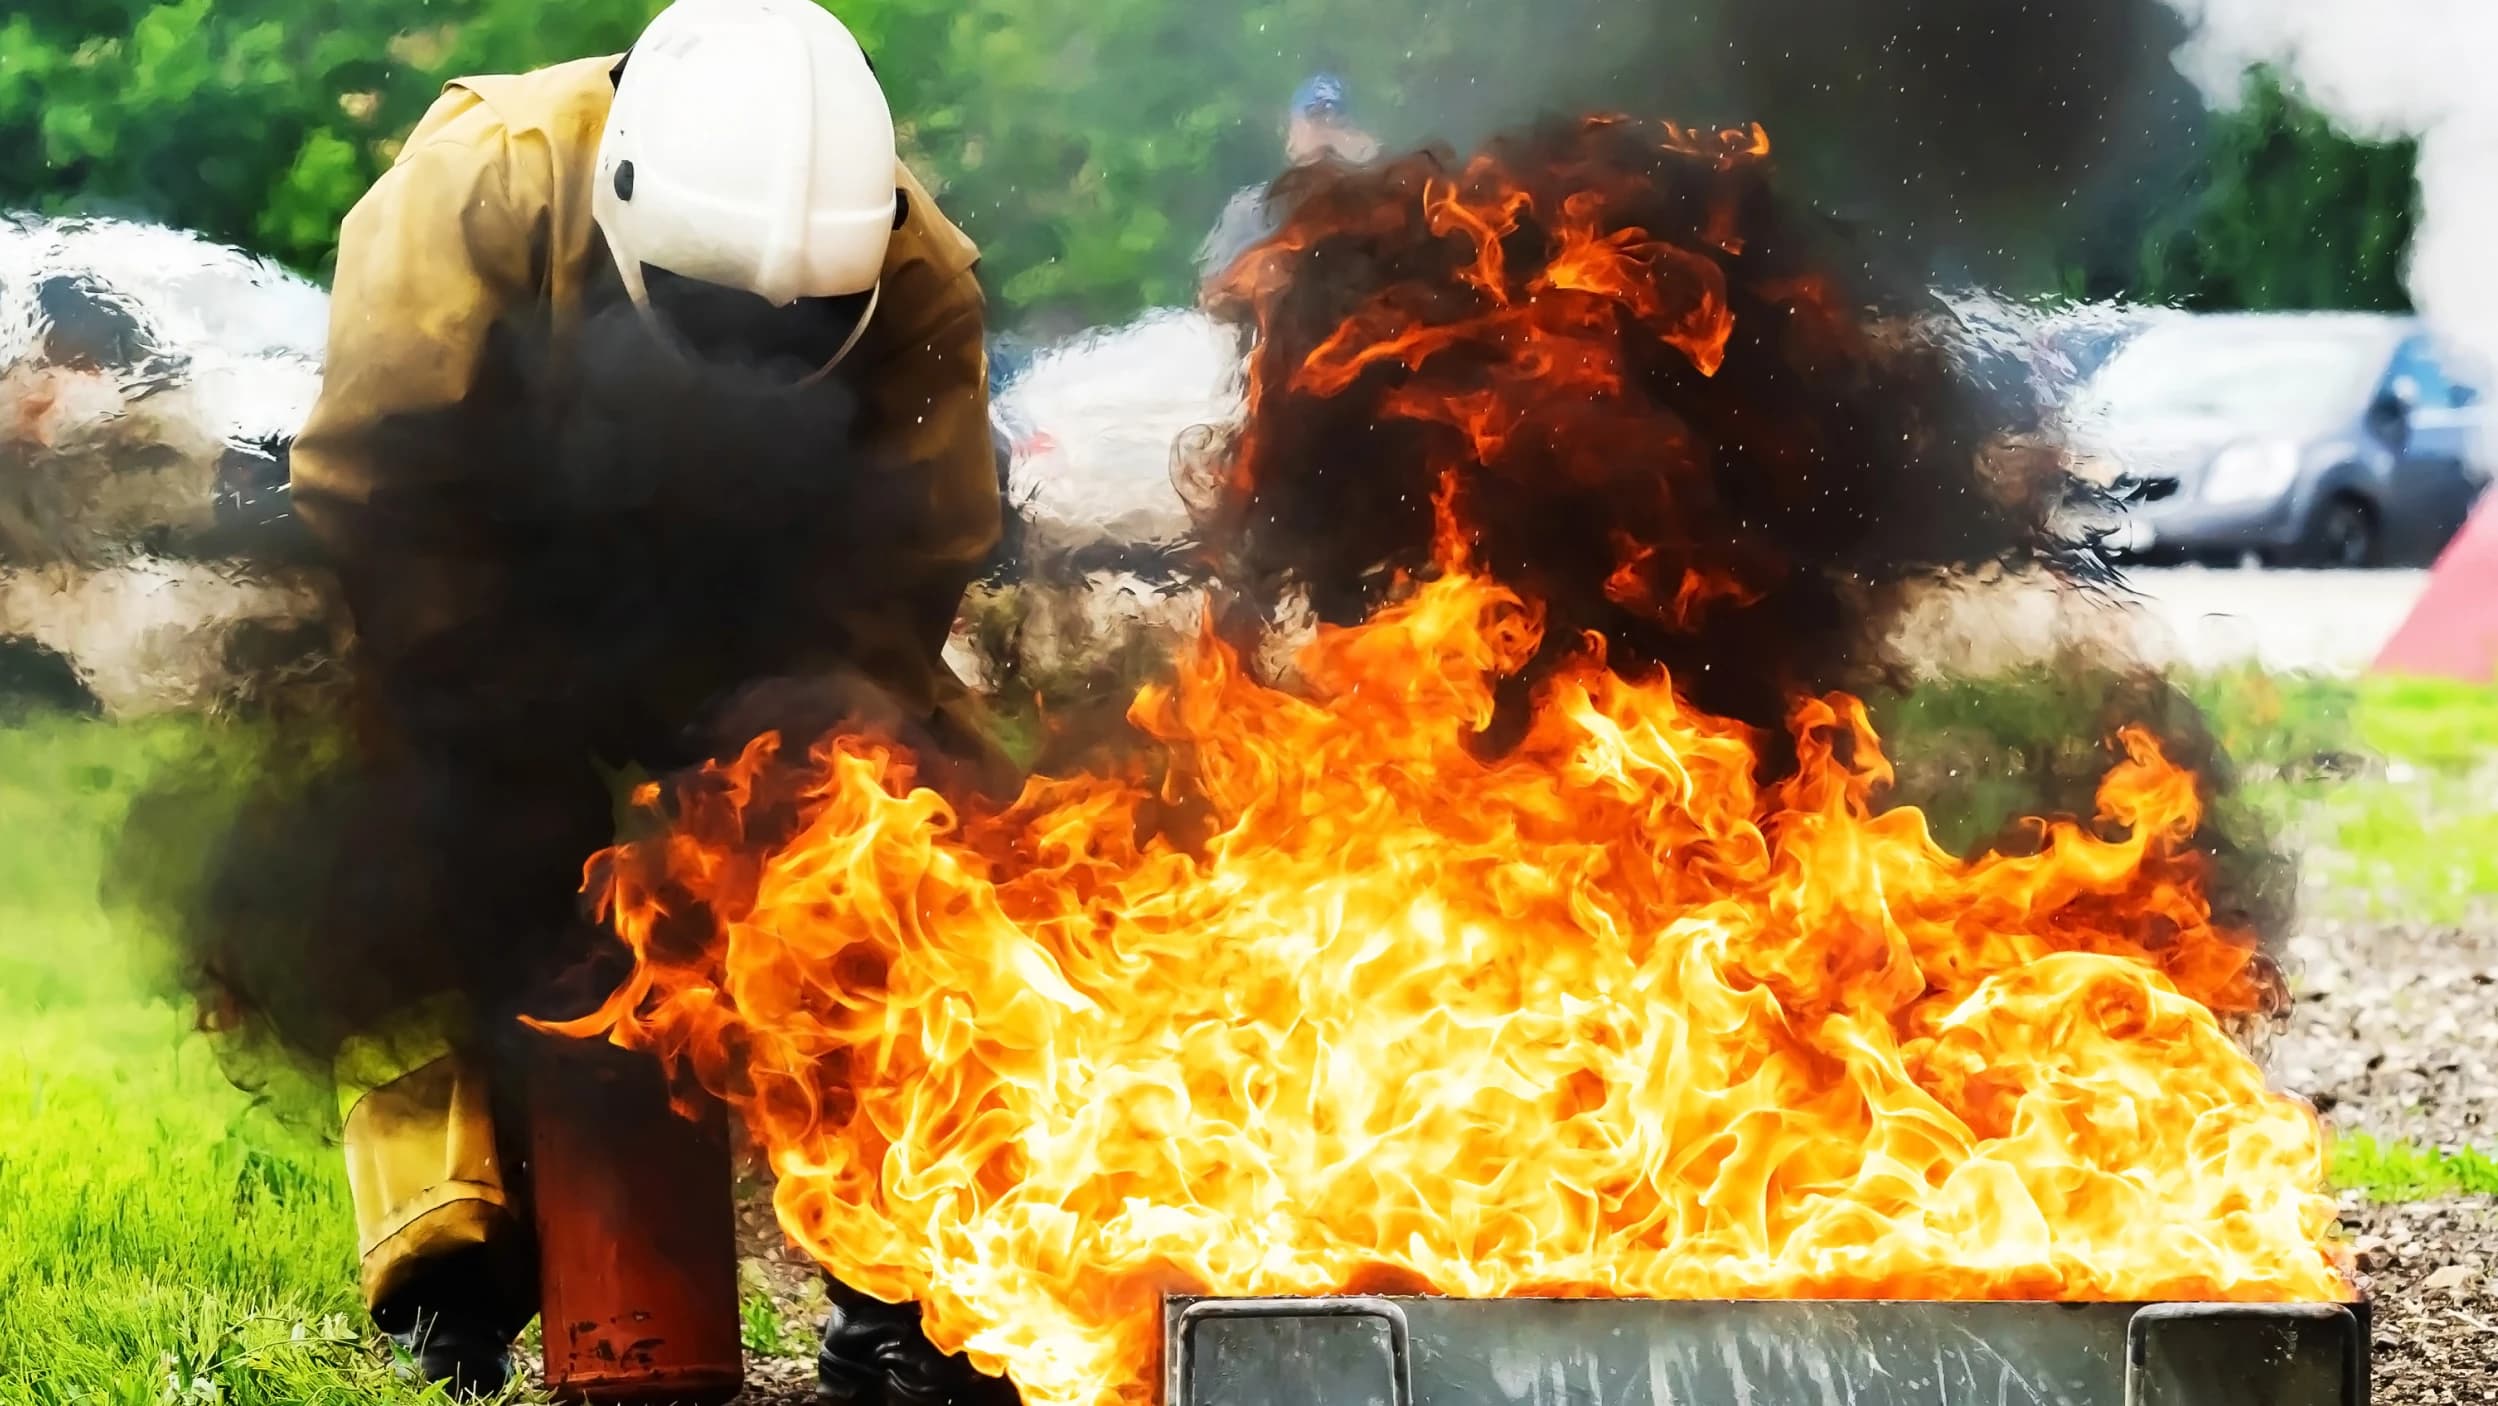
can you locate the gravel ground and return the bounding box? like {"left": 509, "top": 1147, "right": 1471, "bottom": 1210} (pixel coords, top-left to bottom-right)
{"left": 2347, "top": 1197, "right": 2498, "bottom": 1404}
{"left": 2273, "top": 918, "right": 2498, "bottom": 1150}
{"left": 730, "top": 1189, "right": 833, "bottom": 1402}
{"left": 2269, "top": 895, "right": 2498, "bottom": 1402}
{"left": 2079, "top": 563, "right": 2498, "bottom": 1396}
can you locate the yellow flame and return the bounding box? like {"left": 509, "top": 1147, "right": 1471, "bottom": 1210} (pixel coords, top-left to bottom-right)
{"left": 556, "top": 571, "right": 2340, "bottom": 1406}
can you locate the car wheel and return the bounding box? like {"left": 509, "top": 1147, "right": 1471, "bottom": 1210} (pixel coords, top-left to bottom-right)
{"left": 2297, "top": 495, "right": 2378, "bottom": 569}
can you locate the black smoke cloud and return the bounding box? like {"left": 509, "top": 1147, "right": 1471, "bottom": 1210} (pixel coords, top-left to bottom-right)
{"left": 1198, "top": 119, "right": 2094, "bottom": 744}
{"left": 1189, "top": 116, "right": 2290, "bottom": 967}
{"left": 108, "top": 287, "right": 969, "bottom": 1073}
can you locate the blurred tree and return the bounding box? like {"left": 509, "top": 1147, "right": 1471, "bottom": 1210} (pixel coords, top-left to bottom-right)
{"left": 0, "top": 2, "right": 2422, "bottom": 327}
{"left": 2076, "top": 69, "right": 2417, "bottom": 312}
{"left": 0, "top": 0, "right": 1314, "bottom": 319}
{"left": 0, "top": 0, "right": 665, "bottom": 275}
{"left": 0, "top": 0, "right": 1554, "bottom": 323}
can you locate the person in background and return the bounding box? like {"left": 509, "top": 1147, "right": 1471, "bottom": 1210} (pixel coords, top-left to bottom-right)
{"left": 1196, "top": 72, "right": 1382, "bottom": 289}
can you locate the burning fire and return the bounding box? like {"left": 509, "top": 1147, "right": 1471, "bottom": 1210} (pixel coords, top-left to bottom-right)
{"left": 550, "top": 118, "right": 2342, "bottom": 1406}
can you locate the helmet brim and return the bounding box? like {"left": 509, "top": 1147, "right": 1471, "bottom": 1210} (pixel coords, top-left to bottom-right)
{"left": 633, "top": 263, "right": 881, "bottom": 384}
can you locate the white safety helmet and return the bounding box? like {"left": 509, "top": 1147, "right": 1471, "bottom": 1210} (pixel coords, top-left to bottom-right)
{"left": 594, "top": 0, "right": 901, "bottom": 378}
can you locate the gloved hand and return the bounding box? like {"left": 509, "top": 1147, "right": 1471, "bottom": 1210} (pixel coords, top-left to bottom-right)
{"left": 816, "top": 1283, "right": 1020, "bottom": 1406}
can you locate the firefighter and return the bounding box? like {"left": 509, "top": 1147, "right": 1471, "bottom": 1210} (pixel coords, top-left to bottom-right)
{"left": 291, "top": 0, "right": 1012, "bottom": 1396}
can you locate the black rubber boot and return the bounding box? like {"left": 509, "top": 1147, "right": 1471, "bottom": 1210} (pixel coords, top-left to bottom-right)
{"left": 390, "top": 1308, "right": 514, "bottom": 1397}
{"left": 817, "top": 1283, "right": 1019, "bottom": 1406}
{"left": 372, "top": 1246, "right": 527, "bottom": 1399}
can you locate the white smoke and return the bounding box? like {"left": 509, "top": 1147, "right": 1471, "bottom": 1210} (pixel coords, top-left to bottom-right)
{"left": 2159, "top": 0, "right": 2498, "bottom": 374}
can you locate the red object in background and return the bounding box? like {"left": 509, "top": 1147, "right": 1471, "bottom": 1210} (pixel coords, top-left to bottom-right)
{"left": 2375, "top": 492, "right": 2498, "bottom": 681}
{"left": 527, "top": 1034, "right": 745, "bottom": 1404}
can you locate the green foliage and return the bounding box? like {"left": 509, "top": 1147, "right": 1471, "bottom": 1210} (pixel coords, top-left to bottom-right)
{"left": 684, "top": 0, "right": 1654, "bottom": 321}
{"left": 2123, "top": 69, "right": 2417, "bottom": 313}
{"left": 739, "top": 1289, "right": 793, "bottom": 1358}
{"left": 0, "top": 1, "right": 2427, "bottom": 324}
{"left": 0, "top": 0, "right": 1518, "bottom": 319}
{"left": 2333, "top": 1133, "right": 2498, "bottom": 1203}
{"left": 0, "top": 0, "right": 665, "bottom": 276}
{"left": 846, "top": 0, "right": 1290, "bottom": 318}
{"left": 0, "top": 0, "right": 1875, "bottom": 326}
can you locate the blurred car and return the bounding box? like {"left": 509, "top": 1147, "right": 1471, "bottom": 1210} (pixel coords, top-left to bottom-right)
{"left": 0, "top": 215, "right": 339, "bottom": 717}
{"left": 951, "top": 308, "right": 1242, "bottom": 696}
{"left": 0, "top": 213, "right": 1108, "bottom": 719}
{"left": 2075, "top": 312, "right": 2489, "bottom": 567}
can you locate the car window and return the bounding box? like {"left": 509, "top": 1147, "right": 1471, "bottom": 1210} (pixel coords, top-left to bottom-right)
{"left": 34, "top": 274, "right": 160, "bottom": 372}
{"left": 2086, "top": 326, "right": 2391, "bottom": 424}
{"left": 2387, "top": 336, "right": 2477, "bottom": 409}
{"left": 2445, "top": 351, "right": 2486, "bottom": 408}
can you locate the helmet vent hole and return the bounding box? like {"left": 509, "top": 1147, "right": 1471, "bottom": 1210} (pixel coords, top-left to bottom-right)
{"left": 613, "top": 160, "right": 636, "bottom": 202}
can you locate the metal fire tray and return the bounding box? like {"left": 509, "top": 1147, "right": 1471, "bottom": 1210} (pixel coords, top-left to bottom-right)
{"left": 1163, "top": 1296, "right": 2366, "bottom": 1406}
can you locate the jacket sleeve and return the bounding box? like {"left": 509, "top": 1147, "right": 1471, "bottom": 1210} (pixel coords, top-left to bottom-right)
{"left": 835, "top": 260, "right": 1001, "bottom": 721}
{"left": 289, "top": 92, "right": 547, "bottom": 672}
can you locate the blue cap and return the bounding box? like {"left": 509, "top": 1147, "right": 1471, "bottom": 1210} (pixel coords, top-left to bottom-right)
{"left": 1292, "top": 73, "right": 1350, "bottom": 120}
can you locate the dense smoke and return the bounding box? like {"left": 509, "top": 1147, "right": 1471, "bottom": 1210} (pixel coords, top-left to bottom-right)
{"left": 1171, "top": 118, "right": 2289, "bottom": 951}
{"left": 109, "top": 287, "right": 992, "bottom": 1072}
{"left": 1198, "top": 119, "right": 2089, "bottom": 743}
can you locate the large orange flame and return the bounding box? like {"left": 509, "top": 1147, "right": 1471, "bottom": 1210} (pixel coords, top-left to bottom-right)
{"left": 549, "top": 116, "right": 2341, "bottom": 1406}
{"left": 553, "top": 567, "right": 2338, "bottom": 1406}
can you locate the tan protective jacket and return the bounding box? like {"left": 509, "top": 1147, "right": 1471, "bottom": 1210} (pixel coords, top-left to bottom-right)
{"left": 300, "top": 55, "right": 999, "bottom": 1315}
{"left": 294, "top": 53, "right": 1000, "bottom": 724}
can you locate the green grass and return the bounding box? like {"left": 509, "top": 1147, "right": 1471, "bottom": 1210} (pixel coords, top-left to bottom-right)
{"left": 2291, "top": 773, "right": 2498, "bottom": 923}
{"left": 0, "top": 715, "right": 474, "bottom": 1405}
{"left": 740, "top": 1288, "right": 795, "bottom": 1358}
{"left": 2340, "top": 676, "right": 2498, "bottom": 775}
{"left": 2332, "top": 1133, "right": 2498, "bottom": 1203}
{"left": 1874, "top": 668, "right": 2498, "bottom": 921}
{"left": 2182, "top": 668, "right": 2498, "bottom": 783}
{"left": 0, "top": 714, "right": 831, "bottom": 1403}
{"left": 2207, "top": 673, "right": 2498, "bottom": 923}
{"left": 1881, "top": 665, "right": 2498, "bottom": 783}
